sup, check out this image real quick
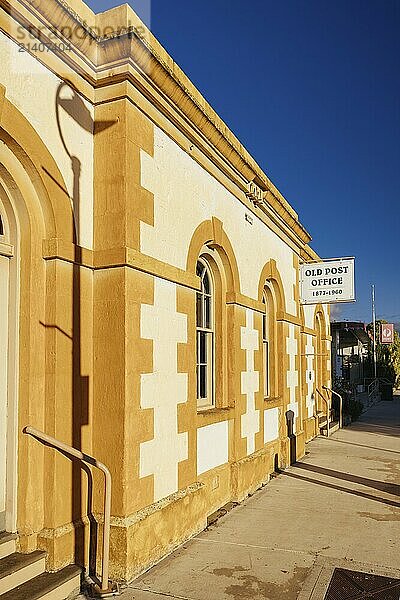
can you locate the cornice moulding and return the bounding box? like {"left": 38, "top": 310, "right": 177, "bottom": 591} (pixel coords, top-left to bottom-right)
{"left": 1, "top": 0, "right": 316, "bottom": 249}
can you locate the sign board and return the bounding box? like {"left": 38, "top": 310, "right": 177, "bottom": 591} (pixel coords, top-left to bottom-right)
{"left": 381, "top": 323, "right": 394, "bottom": 344}
{"left": 300, "top": 258, "right": 355, "bottom": 305}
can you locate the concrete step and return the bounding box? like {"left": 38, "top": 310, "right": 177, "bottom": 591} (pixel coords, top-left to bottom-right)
{"left": 0, "top": 565, "right": 81, "bottom": 600}
{"left": 0, "top": 551, "right": 46, "bottom": 595}
{"left": 317, "top": 411, "right": 334, "bottom": 427}
{"left": 320, "top": 420, "right": 340, "bottom": 436}
{"left": 0, "top": 535, "right": 17, "bottom": 561}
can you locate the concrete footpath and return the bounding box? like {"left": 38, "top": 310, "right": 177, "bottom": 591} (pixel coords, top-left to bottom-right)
{"left": 109, "top": 399, "right": 400, "bottom": 599}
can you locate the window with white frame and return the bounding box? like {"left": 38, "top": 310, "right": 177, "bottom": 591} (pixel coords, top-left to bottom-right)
{"left": 196, "top": 259, "right": 214, "bottom": 408}
{"left": 262, "top": 293, "right": 269, "bottom": 397}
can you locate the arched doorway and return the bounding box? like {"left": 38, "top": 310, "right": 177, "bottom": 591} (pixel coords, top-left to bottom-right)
{"left": 0, "top": 190, "right": 19, "bottom": 533}
{"left": 0, "top": 92, "right": 75, "bottom": 559}
{"left": 315, "top": 308, "right": 327, "bottom": 414}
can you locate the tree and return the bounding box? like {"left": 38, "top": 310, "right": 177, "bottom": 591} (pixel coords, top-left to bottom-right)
{"left": 366, "top": 320, "right": 400, "bottom": 386}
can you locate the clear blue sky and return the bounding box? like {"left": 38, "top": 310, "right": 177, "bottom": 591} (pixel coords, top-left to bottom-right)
{"left": 86, "top": 0, "right": 400, "bottom": 326}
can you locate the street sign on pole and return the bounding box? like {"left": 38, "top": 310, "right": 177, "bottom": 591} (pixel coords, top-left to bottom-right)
{"left": 381, "top": 323, "right": 394, "bottom": 344}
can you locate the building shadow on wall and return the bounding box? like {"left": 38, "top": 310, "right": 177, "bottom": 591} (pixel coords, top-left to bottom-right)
{"left": 38, "top": 83, "right": 115, "bottom": 580}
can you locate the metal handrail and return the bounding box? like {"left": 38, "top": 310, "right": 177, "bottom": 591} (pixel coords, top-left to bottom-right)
{"left": 323, "top": 385, "right": 343, "bottom": 429}
{"left": 379, "top": 377, "right": 393, "bottom": 385}
{"left": 23, "top": 426, "right": 114, "bottom": 595}
{"left": 368, "top": 379, "right": 379, "bottom": 397}
{"left": 316, "top": 388, "right": 330, "bottom": 438}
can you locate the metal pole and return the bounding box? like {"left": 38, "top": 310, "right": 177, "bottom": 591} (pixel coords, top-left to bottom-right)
{"left": 316, "top": 388, "right": 330, "bottom": 437}
{"left": 326, "top": 396, "right": 330, "bottom": 438}
{"left": 372, "top": 285, "right": 377, "bottom": 379}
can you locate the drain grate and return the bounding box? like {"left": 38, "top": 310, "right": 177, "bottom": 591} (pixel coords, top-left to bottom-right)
{"left": 324, "top": 568, "right": 400, "bottom": 599}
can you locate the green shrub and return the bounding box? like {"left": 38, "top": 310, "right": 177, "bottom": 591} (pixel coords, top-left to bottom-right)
{"left": 348, "top": 399, "right": 363, "bottom": 422}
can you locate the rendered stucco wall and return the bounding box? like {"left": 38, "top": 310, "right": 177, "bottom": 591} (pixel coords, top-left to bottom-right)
{"left": 0, "top": 3, "right": 333, "bottom": 581}
{"left": 140, "top": 127, "right": 297, "bottom": 314}
{"left": 140, "top": 278, "right": 189, "bottom": 502}
{"left": 0, "top": 34, "right": 94, "bottom": 249}
{"left": 240, "top": 309, "right": 261, "bottom": 455}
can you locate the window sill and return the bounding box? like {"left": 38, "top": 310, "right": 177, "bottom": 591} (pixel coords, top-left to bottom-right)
{"left": 264, "top": 396, "right": 283, "bottom": 408}
{"left": 196, "top": 406, "right": 234, "bottom": 427}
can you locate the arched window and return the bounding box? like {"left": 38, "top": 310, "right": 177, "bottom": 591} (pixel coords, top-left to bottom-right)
{"left": 262, "top": 281, "right": 280, "bottom": 399}
{"left": 0, "top": 209, "right": 11, "bottom": 248}
{"left": 262, "top": 293, "right": 269, "bottom": 397}
{"left": 196, "top": 259, "right": 214, "bottom": 408}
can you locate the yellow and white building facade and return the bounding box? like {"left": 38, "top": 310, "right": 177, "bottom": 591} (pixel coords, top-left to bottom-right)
{"left": 0, "top": 0, "right": 331, "bottom": 585}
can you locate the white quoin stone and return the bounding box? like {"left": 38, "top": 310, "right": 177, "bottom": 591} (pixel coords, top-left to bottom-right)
{"left": 139, "top": 278, "right": 188, "bottom": 502}
{"left": 264, "top": 407, "right": 279, "bottom": 444}
{"left": 286, "top": 323, "right": 299, "bottom": 432}
{"left": 197, "top": 421, "right": 229, "bottom": 475}
{"left": 240, "top": 309, "right": 260, "bottom": 455}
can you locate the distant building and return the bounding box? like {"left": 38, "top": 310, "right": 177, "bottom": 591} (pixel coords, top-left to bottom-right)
{"left": 331, "top": 321, "right": 369, "bottom": 387}
{"left": 0, "top": 0, "right": 331, "bottom": 592}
